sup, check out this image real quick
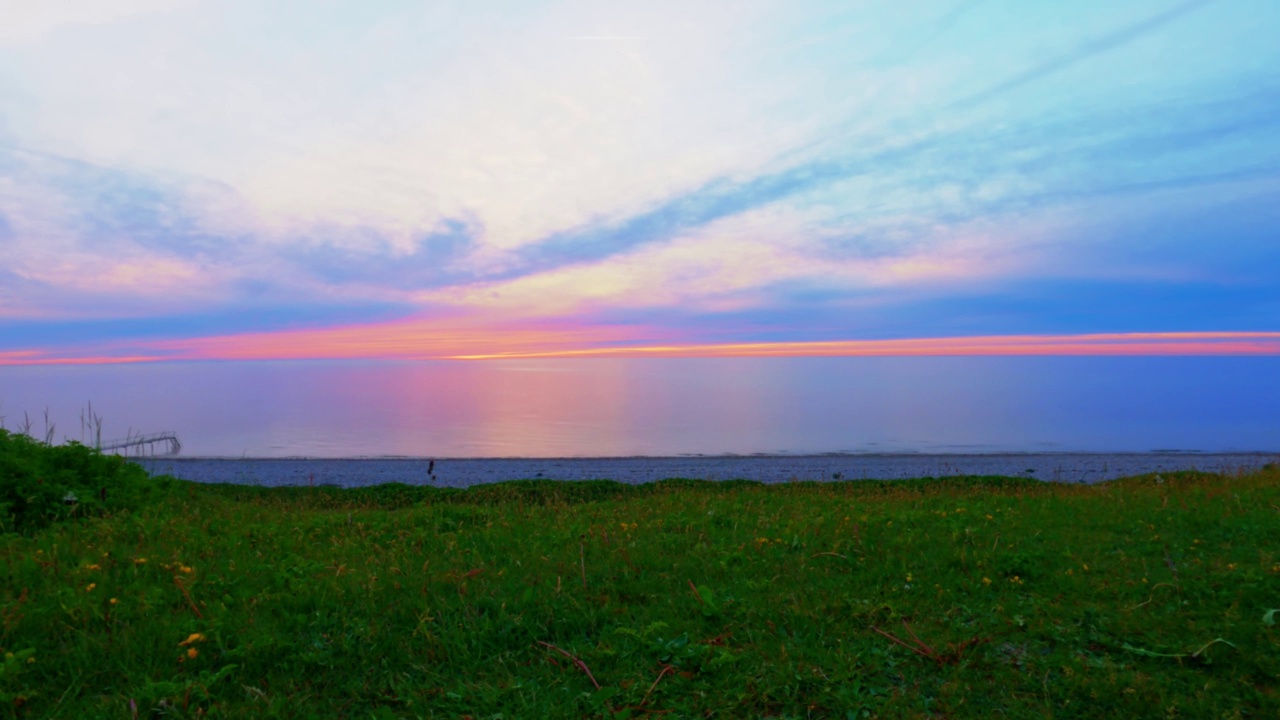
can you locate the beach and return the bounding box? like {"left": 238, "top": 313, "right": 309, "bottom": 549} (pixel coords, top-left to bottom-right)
{"left": 135, "top": 451, "right": 1278, "bottom": 488}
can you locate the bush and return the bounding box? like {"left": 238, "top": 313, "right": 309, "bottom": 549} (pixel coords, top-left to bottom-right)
{"left": 0, "top": 429, "right": 169, "bottom": 533}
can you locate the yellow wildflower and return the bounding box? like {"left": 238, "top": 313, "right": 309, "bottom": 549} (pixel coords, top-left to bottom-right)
{"left": 179, "top": 633, "right": 205, "bottom": 646}
{"left": 186, "top": 648, "right": 198, "bottom": 660}
{"left": 109, "top": 598, "right": 118, "bottom": 605}
{"left": 86, "top": 564, "right": 101, "bottom": 571}
{"left": 133, "top": 557, "right": 147, "bottom": 565}
{"left": 85, "top": 583, "right": 96, "bottom": 592}
{"left": 1227, "top": 563, "right": 1237, "bottom": 571}
{"left": 982, "top": 577, "right": 992, "bottom": 586}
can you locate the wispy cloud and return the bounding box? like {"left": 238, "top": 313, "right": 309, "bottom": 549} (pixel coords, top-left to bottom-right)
{"left": 284, "top": 217, "right": 483, "bottom": 290}
{"left": 950, "top": 0, "right": 1218, "bottom": 110}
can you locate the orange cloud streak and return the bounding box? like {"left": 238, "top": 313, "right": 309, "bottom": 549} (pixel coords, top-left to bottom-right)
{"left": 0, "top": 350, "right": 166, "bottom": 366}
{"left": 148, "top": 316, "right": 648, "bottom": 361}
{"left": 449, "top": 332, "right": 1280, "bottom": 359}
{"left": 3, "top": 325, "right": 1279, "bottom": 366}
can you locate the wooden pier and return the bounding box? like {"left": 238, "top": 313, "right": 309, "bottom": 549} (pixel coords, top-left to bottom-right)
{"left": 99, "top": 432, "right": 182, "bottom": 457}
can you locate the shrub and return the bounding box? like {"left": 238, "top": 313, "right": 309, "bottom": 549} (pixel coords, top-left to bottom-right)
{"left": 0, "top": 429, "right": 169, "bottom": 533}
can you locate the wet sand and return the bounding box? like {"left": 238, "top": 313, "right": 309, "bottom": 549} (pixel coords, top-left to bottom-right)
{"left": 135, "top": 452, "right": 1278, "bottom": 489}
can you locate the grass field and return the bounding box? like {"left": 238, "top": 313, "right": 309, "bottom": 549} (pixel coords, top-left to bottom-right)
{"left": 1, "top": 430, "right": 1278, "bottom": 718}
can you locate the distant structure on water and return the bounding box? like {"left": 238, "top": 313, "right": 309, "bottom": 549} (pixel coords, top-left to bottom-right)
{"left": 99, "top": 432, "right": 182, "bottom": 457}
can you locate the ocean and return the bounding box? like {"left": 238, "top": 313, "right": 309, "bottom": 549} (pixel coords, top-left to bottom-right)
{"left": 4, "top": 356, "right": 1277, "bottom": 486}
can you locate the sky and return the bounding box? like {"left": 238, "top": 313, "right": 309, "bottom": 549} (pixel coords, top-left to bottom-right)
{"left": 1, "top": 0, "right": 1279, "bottom": 364}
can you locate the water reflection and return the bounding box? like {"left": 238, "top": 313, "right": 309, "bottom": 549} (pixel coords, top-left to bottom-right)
{"left": 0, "top": 356, "right": 1276, "bottom": 456}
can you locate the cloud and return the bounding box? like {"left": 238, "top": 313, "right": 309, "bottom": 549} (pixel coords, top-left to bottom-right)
{"left": 0, "top": 301, "right": 410, "bottom": 350}
{"left": 949, "top": 0, "right": 1218, "bottom": 110}
{"left": 10, "top": 149, "right": 245, "bottom": 260}
{"left": 488, "top": 80, "right": 1280, "bottom": 289}
{"left": 1, "top": 0, "right": 796, "bottom": 250}
{"left": 0, "top": 148, "right": 252, "bottom": 316}
{"left": 1, "top": 0, "right": 1278, "bottom": 361}
{"left": 286, "top": 217, "right": 483, "bottom": 290}
{"left": 3, "top": 75, "right": 1277, "bottom": 332}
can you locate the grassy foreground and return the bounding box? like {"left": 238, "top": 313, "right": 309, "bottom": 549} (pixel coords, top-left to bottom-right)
{"left": 1, "top": 441, "right": 1278, "bottom": 717}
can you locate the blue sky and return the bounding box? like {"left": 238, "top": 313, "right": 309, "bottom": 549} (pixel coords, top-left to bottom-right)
{"left": 1, "top": 0, "right": 1278, "bottom": 362}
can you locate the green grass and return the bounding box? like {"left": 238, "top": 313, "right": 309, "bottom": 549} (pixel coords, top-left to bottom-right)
{"left": 1, "top": 438, "right": 1278, "bottom": 718}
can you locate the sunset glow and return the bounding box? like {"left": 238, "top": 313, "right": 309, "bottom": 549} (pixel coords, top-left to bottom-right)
{"left": 3, "top": 331, "right": 1279, "bottom": 367}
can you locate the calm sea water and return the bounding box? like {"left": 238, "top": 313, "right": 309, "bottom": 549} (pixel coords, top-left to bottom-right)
{"left": 2, "top": 356, "right": 1277, "bottom": 458}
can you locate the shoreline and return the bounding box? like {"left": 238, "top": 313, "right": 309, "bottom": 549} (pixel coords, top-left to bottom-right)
{"left": 134, "top": 451, "right": 1280, "bottom": 488}
{"left": 141, "top": 449, "right": 1276, "bottom": 460}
